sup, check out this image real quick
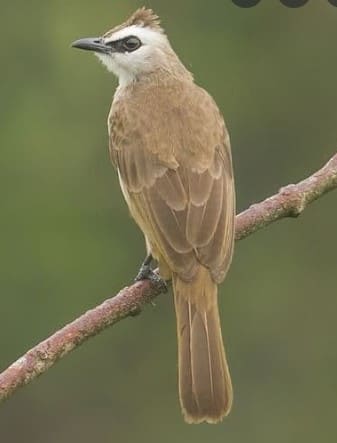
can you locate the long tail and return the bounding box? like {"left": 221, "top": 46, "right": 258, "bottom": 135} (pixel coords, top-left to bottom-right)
{"left": 173, "top": 266, "right": 233, "bottom": 424}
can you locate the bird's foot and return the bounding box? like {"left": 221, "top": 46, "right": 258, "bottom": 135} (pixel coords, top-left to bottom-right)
{"left": 134, "top": 258, "right": 168, "bottom": 293}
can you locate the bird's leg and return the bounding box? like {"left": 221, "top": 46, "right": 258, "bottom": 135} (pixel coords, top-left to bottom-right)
{"left": 134, "top": 253, "right": 168, "bottom": 293}
{"left": 135, "top": 253, "right": 153, "bottom": 280}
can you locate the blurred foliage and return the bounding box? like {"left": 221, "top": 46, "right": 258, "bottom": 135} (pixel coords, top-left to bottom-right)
{"left": 0, "top": 1, "right": 336, "bottom": 442}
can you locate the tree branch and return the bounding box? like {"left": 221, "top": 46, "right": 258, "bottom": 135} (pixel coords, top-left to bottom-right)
{"left": 0, "top": 153, "right": 336, "bottom": 403}
{"left": 235, "top": 153, "right": 337, "bottom": 240}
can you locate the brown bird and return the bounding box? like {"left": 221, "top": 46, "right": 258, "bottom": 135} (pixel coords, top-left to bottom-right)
{"left": 72, "top": 7, "right": 235, "bottom": 424}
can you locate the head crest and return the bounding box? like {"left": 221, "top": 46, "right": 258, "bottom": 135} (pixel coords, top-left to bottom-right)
{"left": 105, "top": 7, "right": 163, "bottom": 37}
{"left": 126, "top": 7, "right": 162, "bottom": 30}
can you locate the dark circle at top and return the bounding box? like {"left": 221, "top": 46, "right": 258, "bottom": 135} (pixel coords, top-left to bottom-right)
{"left": 232, "top": 0, "right": 261, "bottom": 7}
{"left": 327, "top": 0, "right": 337, "bottom": 6}
{"left": 280, "top": 0, "right": 309, "bottom": 6}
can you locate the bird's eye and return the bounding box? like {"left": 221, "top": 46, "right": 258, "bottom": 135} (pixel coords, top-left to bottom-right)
{"left": 122, "top": 36, "right": 141, "bottom": 52}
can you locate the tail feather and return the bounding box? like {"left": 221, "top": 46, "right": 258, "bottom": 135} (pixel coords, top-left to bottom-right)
{"left": 173, "top": 267, "right": 232, "bottom": 424}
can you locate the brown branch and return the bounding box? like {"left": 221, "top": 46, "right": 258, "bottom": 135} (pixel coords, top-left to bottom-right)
{"left": 0, "top": 153, "right": 336, "bottom": 403}
{"left": 235, "top": 153, "right": 337, "bottom": 240}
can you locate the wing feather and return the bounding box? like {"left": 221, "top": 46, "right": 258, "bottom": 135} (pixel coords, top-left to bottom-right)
{"left": 156, "top": 169, "right": 188, "bottom": 211}
{"left": 109, "top": 81, "right": 235, "bottom": 283}
{"left": 186, "top": 173, "right": 224, "bottom": 248}
{"left": 188, "top": 169, "right": 214, "bottom": 206}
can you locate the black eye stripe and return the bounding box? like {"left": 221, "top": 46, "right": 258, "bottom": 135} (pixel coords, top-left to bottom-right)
{"left": 106, "top": 35, "right": 141, "bottom": 53}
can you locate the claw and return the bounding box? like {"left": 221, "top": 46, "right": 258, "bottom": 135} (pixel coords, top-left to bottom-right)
{"left": 134, "top": 264, "right": 168, "bottom": 293}
{"left": 134, "top": 264, "right": 153, "bottom": 282}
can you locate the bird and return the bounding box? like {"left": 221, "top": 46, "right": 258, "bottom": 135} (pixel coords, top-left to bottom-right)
{"left": 72, "top": 7, "right": 235, "bottom": 424}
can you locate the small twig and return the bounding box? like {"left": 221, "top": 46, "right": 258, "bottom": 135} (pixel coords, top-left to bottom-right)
{"left": 0, "top": 153, "right": 336, "bottom": 403}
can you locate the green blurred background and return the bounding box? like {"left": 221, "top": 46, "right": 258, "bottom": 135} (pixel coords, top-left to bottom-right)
{"left": 1, "top": 0, "right": 336, "bottom": 441}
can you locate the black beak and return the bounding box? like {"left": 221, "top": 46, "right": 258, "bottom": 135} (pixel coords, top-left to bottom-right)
{"left": 71, "top": 37, "right": 110, "bottom": 54}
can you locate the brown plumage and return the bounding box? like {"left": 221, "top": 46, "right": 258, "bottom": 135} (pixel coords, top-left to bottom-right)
{"left": 109, "top": 75, "right": 235, "bottom": 423}
{"left": 72, "top": 7, "right": 235, "bottom": 424}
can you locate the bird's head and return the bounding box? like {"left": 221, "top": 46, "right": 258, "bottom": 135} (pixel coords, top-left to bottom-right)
{"left": 71, "top": 7, "right": 185, "bottom": 86}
